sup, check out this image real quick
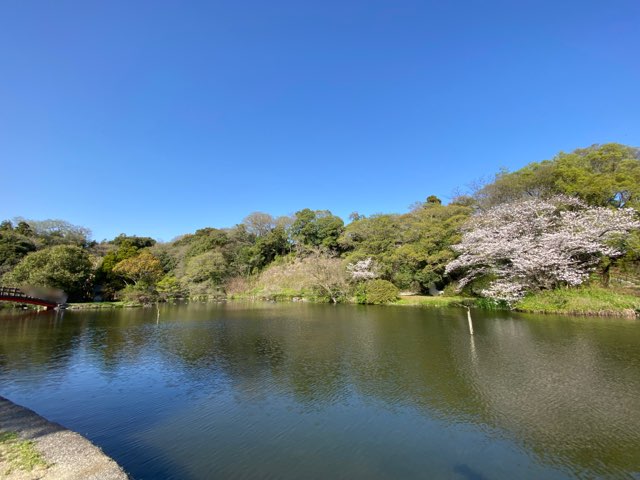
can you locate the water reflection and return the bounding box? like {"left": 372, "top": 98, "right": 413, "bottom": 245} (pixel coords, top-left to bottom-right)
{"left": 1, "top": 303, "right": 639, "bottom": 479}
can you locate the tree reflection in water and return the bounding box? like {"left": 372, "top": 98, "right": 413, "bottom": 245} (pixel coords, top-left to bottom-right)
{"left": 1, "top": 303, "right": 639, "bottom": 479}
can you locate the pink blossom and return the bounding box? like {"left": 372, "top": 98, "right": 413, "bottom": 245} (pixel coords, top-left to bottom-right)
{"left": 347, "top": 257, "right": 379, "bottom": 281}
{"left": 445, "top": 196, "right": 640, "bottom": 303}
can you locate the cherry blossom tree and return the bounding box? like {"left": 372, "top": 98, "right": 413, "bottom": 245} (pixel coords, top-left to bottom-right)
{"left": 346, "top": 257, "right": 378, "bottom": 281}
{"left": 445, "top": 196, "right": 640, "bottom": 303}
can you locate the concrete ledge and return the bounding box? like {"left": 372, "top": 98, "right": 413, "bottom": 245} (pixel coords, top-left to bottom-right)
{"left": 0, "top": 396, "right": 129, "bottom": 480}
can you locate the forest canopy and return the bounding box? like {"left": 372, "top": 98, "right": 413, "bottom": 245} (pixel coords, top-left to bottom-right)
{"left": 1, "top": 143, "right": 639, "bottom": 306}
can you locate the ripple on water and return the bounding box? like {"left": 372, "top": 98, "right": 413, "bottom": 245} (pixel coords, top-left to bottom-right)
{"left": 1, "top": 304, "right": 639, "bottom": 479}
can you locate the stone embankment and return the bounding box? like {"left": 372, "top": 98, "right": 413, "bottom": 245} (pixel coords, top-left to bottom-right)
{"left": 0, "top": 396, "right": 129, "bottom": 480}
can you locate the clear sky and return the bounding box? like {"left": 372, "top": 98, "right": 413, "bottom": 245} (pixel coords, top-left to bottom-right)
{"left": 1, "top": 0, "right": 638, "bottom": 241}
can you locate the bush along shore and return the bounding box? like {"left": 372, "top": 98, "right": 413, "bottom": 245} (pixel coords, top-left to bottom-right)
{"left": 20, "top": 287, "right": 635, "bottom": 319}
{"left": 1, "top": 143, "right": 639, "bottom": 319}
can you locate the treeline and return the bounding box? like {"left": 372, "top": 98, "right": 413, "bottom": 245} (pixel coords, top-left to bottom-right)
{"left": 1, "top": 143, "right": 639, "bottom": 306}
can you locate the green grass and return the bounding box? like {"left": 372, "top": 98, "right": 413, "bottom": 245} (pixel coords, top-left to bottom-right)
{"left": 396, "top": 288, "right": 640, "bottom": 317}
{"left": 66, "top": 288, "right": 637, "bottom": 318}
{"left": 394, "top": 295, "right": 470, "bottom": 308}
{"left": 0, "top": 431, "right": 48, "bottom": 474}
{"left": 66, "top": 301, "right": 142, "bottom": 309}
{"left": 231, "top": 287, "right": 309, "bottom": 302}
{"left": 516, "top": 286, "right": 640, "bottom": 317}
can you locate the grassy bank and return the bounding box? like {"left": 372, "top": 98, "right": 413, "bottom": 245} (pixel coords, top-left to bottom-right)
{"left": 0, "top": 431, "right": 47, "bottom": 476}
{"left": 395, "top": 295, "right": 470, "bottom": 308}
{"left": 66, "top": 301, "right": 141, "bottom": 310}
{"left": 56, "top": 287, "right": 640, "bottom": 318}
{"left": 230, "top": 288, "right": 308, "bottom": 303}
{"left": 228, "top": 289, "right": 640, "bottom": 318}
{"left": 515, "top": 286, "right": 640, "bottom": 317}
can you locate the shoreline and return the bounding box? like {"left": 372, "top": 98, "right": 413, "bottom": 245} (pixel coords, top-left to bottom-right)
{"left": 5, "top": 291, "right": 638, "bottom": 319}
{"left": 0, "top": 396, "right": 129, "bottom": 479}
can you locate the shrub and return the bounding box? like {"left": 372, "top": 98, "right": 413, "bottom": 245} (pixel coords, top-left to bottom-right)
{"left": 356, "top": 279, "right": 399, "bottom": 305}
{"left": 118, "top": 285, "right": 158, "bottom": 305}
{"left": 156, "top": 275, "right": 187, "bottom": 300}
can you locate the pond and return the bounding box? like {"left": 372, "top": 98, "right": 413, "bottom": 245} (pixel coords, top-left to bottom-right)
{"left": 1, "top": 303, "right": 639, "bottom": 479}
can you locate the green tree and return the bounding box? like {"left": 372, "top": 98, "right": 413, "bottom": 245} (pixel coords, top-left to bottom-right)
{"left": 15, "top": 218, "right": 91, "bottom": 246}
{"left": 339, "top": 214, "right": 399, "bottom": 257}
{"left": 94, "top": 237, "right": 148, "bottom": 299}
{"left": 184, "top": 251, "right": 228, "bottom": 285}
{"left": 0, "top": 220, "right": 13, "bottom": 231}
{"left": 156, "top": 275, "right": 187, "bottom": 300}
{"left": 291, "top": 209, "right": 344, "bottom": 250}
{"left": 249, "top": 225, "right": 290, "bottom": 271}
{"left": 475, "top": 143, "right": 640, "bottom": 210}
{"left": 3, "top": 245, "right": 93, "bottom": 301}
{"left": 339, "top": 202, "right": 471, "bottom": 292}
{"left": 177, "top": 227, "right": 230, "bottom": 259}
{"left": 112, "top": 234, "right": 156, "bottom": 249}
{"left": 15, "top": 221, "right": 34, "bottom": 237}
{"left": 391, "top": 202, "right": 472, "bottom": 291}
{"left": 112, "top": 251, "right": 164, "bottom": 287}
{"left": 0, "top": 231, "right": 37, "bottom": 275}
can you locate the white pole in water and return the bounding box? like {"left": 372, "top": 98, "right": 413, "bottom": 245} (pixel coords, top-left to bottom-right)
{"left": 466, "top": 306, "right": 474, "bottom": 335}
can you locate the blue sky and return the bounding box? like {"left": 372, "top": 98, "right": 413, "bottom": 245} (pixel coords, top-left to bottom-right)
{"left": 1, "top": 0, "right": 638, "bottom": 241}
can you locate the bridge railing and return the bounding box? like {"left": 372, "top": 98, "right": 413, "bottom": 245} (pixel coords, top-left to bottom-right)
{"left": 0, "top": 286, "right": 28, "bottom": 299}
{"left": 0, "top": 286, "right": 65, "bottom": 307}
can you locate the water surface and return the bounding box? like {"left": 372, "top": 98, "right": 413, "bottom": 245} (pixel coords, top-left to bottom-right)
{"left": 1, "top": 303, "right": 639, "bottom": 479}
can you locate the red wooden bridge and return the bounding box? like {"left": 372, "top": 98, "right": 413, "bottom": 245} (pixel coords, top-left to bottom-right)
{"left": 0, "top": 286, "right": 64, "bottom": 309}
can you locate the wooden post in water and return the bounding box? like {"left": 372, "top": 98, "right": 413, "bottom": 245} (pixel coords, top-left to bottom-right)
{"left": 466, "top": 306, "right": 474, "bottom": 335}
